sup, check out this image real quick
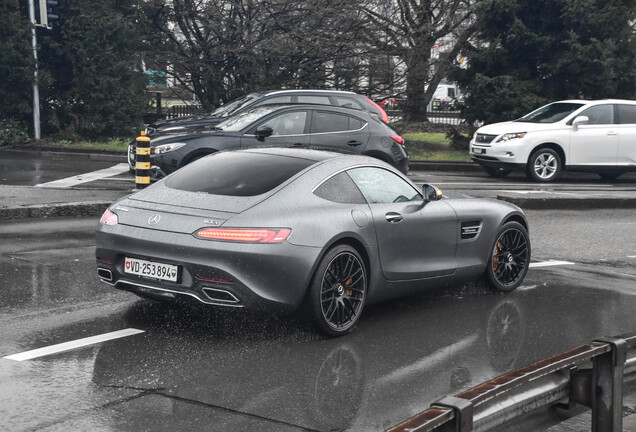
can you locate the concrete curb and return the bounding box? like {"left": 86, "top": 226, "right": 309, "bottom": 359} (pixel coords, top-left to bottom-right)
{"left": 497, "top": 194, "right": 636, "bottom": 210}
{"left": 2, "top": 148, "right": 126, "bottom": 163}
{"left": 3, "top": 193, "right": 634, "bottom": 222}
{"left": 0, "top": 201, "right": 111, "bottom": 221}
{"left": 409, "top": 160, "right": 482, "bottom": 172}
{"left": 7, "top": 147, "right": 480, "bottom": 171}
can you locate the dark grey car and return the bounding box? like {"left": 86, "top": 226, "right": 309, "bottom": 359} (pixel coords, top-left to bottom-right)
{"left": 145, "top": 89, "right": 390, "bottom": 135}
{"left": 130, "top": 104, "right": 409, "bottom": 176}
{"left": 97, "top": 148, "right": 530, "bottom": 336}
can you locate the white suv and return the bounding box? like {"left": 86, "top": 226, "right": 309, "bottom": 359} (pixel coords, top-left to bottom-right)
{"left": 469, "top": 99, "right": 636, "bottom": 182}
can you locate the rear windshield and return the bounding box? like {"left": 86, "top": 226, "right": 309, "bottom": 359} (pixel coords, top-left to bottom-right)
{"left": 515, "top": 102, "right": 584, "bottom": 123}
{"left": 165, "top": 151, "right": 316, "bottom": 196}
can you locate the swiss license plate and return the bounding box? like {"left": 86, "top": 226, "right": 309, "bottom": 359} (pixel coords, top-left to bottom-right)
{"left": 124, "top": 257, "right": 179, "bottom": 282}
{"left": 473, "top": 148, "right": 486, "bottom": 154}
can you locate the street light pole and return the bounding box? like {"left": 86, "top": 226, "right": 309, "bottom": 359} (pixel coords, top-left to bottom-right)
{"left": 27, "top": 0, "right": 41, "bottom": 140}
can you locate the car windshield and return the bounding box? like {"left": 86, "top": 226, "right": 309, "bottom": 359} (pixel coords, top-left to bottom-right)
{"left": 165, "top": 151, "right": 316, "bottom": 196}
{"left": 515, "top": 102, "right": 584, "bottom": 123}
{"left": 210, "top": 93, "right": 258, "bottom": 117}
{"left": 214, "top": 106, "right": 280, "bottom": 131}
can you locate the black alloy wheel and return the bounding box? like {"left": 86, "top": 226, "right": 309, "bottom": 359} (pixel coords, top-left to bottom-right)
{"left": 486, "top": 222, "right": 530, "bottom": 292}
{"left": 308, "top": 245, "right": 367, "bottom": 336}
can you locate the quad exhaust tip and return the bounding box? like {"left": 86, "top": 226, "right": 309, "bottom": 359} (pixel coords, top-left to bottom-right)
{"left": 202, "top": 287, "right": 240, "bottom": 304}
{"left": 97, "top": 268, "right": 113, "bottom": 282}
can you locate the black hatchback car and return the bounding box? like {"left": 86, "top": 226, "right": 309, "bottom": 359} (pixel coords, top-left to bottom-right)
{"left": 132, "top": 104, "right": 408, "bottom": 177}
{"left": 145, "top": 89, "right": 390, "bottom": 135}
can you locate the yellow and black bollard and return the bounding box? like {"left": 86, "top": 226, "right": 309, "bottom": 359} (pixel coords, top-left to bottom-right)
{"left": 135, "top": 131, "right": 151, "bottom": 189}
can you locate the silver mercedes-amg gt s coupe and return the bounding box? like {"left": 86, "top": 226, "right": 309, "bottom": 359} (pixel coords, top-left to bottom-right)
{"left": 96, "top": 148, "right": 530, "bottom": 336}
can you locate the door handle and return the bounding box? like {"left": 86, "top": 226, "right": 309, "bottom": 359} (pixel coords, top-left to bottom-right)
{"left": 347, "top": 140, "right": 363, "bottom": 146}
{"left": 606, "top": 131, "right": 618, "bottom": 136}
{"left": 385, "top": 212, "right": 403, "bottom": 223}
{"left": 291, "top": 143, "right": 304, "bottom": 147}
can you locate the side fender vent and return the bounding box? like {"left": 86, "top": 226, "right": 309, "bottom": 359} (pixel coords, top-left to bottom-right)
{"left": 461, "top": 221, "right": 482, "bottom": 240}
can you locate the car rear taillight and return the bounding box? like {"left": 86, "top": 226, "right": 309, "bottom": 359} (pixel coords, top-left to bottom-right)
{"left": 364, "top": 97, "right": 389, "bottom": 123}
{"left": 391, "top": 135, "right": 405, "bottom": 146}
{"left": 99, "top": 209, "right": 118, "bottom": 225}
{"left": 194, "top": 228, "right": 291, "bottom": 243}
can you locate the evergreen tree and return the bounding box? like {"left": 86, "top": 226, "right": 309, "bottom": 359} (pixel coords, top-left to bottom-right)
{"left": 38, "top": 0, "right": 147, "bottom": 138}
{"left": 0, "top": 0, "right": 35, "bottom": 127}
{"left": 453, "top": 0, "right": 636, "bottom": 124}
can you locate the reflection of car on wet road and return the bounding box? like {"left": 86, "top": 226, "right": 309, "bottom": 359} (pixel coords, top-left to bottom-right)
{"left": 470, "top": 99, "right": 636, "bottom": 182}
{"left": 97, "top": 148, "right": 530, "bottom": 336}
{"left": 91, "top": 293, "right": 529, "bottom": 431}
{"left": 129, "top": 104, "right": 409, "bottom": 176}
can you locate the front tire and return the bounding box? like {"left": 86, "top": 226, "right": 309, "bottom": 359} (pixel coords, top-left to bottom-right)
{"left": 486, "top": 222, "right": 531, "bottom": 292}
{"left": 307, "top": 245, "right": 367, "bottom": 337}
{"left": 526, "top": 148, "right": 561, "bottom": 182}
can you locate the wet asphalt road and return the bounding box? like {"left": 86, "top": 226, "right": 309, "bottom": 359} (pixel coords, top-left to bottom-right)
{"left": 2, "top": 150, "right": 636, "bottom": 431}
{"left": 1, "top": 210, "right": 635, "bottom": 431}
{"left": 0, "top": 151, "right": 117, "bottom": 186}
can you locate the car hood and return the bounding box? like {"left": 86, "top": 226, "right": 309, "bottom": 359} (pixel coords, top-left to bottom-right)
{"left": 148, "top": 130, "right": 238, "bottom": 146}
{"left": 477, "top": 120, "right": 566, "bottom": 136}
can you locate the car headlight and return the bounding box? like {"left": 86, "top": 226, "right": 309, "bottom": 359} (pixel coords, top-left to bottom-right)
{"left": 496, "top": 132, "right": 527, "bottom": 142}
{"left": 152, "top": 143, "right": 186, "bottom": 155}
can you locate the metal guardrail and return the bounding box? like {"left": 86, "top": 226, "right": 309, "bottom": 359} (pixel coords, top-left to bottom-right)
{"left": 385, "top": 110, "right": 464, "bottom": 126}
{"left": 388, "top": 331, "right": 636, "bottom": 432}
{"left": 164, "top": 104, "right": 203, "bottom": 119}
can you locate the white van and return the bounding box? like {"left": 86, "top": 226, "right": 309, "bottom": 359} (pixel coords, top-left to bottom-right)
{"left": 469, "top": 99, "right": 636, "bottom": 181}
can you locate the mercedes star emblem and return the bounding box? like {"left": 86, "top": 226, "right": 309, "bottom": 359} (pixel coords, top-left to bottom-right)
{"left": 148, "top": 214, "right": 161, "bottom": 225}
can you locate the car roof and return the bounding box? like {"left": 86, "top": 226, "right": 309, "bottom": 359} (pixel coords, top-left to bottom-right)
{"left": 241, "top": 103, "right": 372, "bottom": 117}
{"left": 553, "top": 99, "right": 636, "bottom": 105}
{"left": 262, "top": 89, "right": 358, "bottom": 97}
{"left": 237, "top": 147, "right": 343, "bottom": 162}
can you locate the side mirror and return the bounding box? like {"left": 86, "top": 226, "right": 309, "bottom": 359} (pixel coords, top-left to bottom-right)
{"left": 572, "top": 116, "right": 589, "bottom": 130}
{"left": 423, "top": 184, "right": 443, "bottom": 202}
{"left": 255, "top": 126, "right": 273, "bottom": 141}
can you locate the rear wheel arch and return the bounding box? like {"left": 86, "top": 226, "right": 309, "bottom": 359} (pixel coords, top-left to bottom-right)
{"left": 362, "top": 150, "right": 395, "bottom": 166}
{"left": 303, "top": 236, "right": 372, "bottom": 302}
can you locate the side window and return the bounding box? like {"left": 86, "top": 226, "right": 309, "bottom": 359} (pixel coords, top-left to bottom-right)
{"left": 297, "top": 95, "right": 331, "bottom": 105}
{"left": 253, "top": 96, "right": 293, "bottom": 106}
{"left": 258, "top": 111, "right": 307, "bottom": 136}
{"left": 314, "top": 172, "right": 366, "bottom": 204}
{"left": 312, "top": 111, "right": 351, "bottom": 133}
{"left": 334, "top": 97, "right": 363, "bottom": 110}
{"left": 347, "top": 167, "right": 421, "bottom": 204}
{"left": 579, "top": 104, "right": 614, "bottom": 125}
{"left": 349, "top": 117, "right": 364, "bottom": 130}
{"left": 617, "top": 104, "right": 636, "bottom": 124}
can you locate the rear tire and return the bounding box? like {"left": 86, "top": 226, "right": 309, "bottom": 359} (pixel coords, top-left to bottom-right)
{"left": 485, "top": 221, "right": 531, "bottom": 292}
{"left": 526, "top": 148, "right": 561, "bottom": 182}
{"left": 306, "top": 245, "right": 367, "bottom": 337}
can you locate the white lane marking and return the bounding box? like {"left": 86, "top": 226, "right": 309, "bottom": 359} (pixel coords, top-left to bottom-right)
{"left": 628, "top": 256, "right": 636, "bottom": 258}
{"left": 3, "top": 328, "right": 144, "bottom": 361}
{"left": 529, "top": 260, "right": 575, "bottom": 268}
{"left": 35, "top": 163, "right": 129, "bottom": 188}
{"left": 516, "top": 284, "right": 539, "bottom": 291}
